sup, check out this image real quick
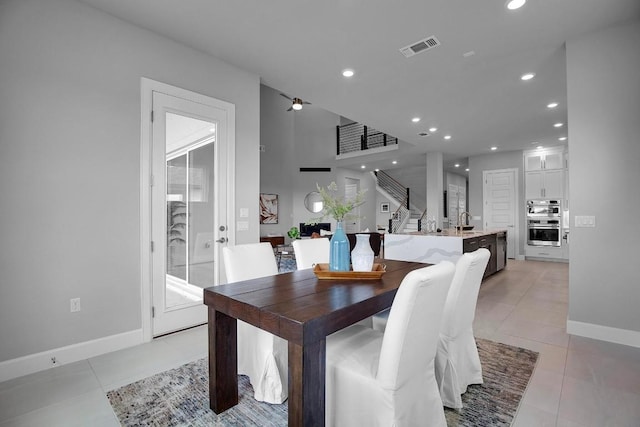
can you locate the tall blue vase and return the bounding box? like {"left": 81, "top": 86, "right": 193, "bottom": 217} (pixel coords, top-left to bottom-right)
{"left": 330, "top": 221, "right": 350, "bottom": 271}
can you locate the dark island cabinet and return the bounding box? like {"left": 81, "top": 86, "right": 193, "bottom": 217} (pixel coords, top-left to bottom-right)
{"left": 463, "top": 232, "right": 504, "bottom": 278}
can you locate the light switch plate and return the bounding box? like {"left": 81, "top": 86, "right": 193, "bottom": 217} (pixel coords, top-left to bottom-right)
{"left": 237, "top": 221, "right": 249, "bottom": 231}
{"left": 575, "top": 215, "right": 596, "bottom": 227}
{"left": 239, "top": 208, "right": 249, "bottom": 218}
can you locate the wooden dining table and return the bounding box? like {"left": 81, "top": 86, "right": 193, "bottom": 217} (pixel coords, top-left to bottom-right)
{"left": 203, "top": 258, "right": 425, "bottom": 427}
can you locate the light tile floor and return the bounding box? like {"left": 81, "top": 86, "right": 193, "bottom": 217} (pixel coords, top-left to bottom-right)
{"left": 1, "top": 260, "right": 639, "bottom": 426}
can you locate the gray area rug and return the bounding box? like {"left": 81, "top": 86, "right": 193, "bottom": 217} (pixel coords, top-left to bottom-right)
{"left": 107, "top": 338, "right": 537, "bottom": 426}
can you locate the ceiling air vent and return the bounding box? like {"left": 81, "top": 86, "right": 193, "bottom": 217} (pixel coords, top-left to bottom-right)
{"left": 418, "top": 132, "right": 430, "bottom": 137}
{"left": 399, "top": 36, "right": 441, "bottom": 58}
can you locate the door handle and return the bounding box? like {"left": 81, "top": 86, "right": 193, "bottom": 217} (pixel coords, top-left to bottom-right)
{"left": 215, "top": 237, "right": 227, "bottom": 243}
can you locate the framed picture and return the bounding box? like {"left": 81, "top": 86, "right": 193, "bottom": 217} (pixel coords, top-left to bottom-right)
{"left": 259, "top": 193, "right": 278, "bottom": 224}
{"left": 380, "top": 202, "right": 390, "bottom": 213}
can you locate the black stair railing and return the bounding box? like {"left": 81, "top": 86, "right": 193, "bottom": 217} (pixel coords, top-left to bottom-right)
{"left": 337, "top": 123, "right": 398, "bottom": 155}
{"left": 375, "top": 170, "right": 410, "bottom": 209}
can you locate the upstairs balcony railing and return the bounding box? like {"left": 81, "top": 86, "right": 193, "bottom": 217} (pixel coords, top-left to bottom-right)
{"left": 336, "top": 123, "right": 398, "bottom": 156}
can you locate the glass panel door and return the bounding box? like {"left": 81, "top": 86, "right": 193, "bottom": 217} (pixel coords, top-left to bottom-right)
{"left": 151, "top": 90, "right": 230, "bottom": 336}
{"left": 165, "top": 139, "right": 215, "bottom": 309}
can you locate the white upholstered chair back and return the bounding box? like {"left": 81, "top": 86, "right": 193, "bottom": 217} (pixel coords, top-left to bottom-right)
{"left": 221, "top": 242, "right": 287, "bottom": 404}
{"left": 440, "top": 248, "right": 490, "bottom": 340}
{"left": 223, "top": 242, "right": 278, "bottom": 282}
{"left": 435, "top": 248, "right": 490, "bottom": 408}
{"left": 325, "top": 261, "right": 455, "bottom": 427}
{"left": 292, "top": 238, "right": 330, "bottom": 269}
{"left": 377, "top": 261, "right": 455, "bottom": 390}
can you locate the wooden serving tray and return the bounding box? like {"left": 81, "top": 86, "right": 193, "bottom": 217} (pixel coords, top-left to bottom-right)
{"left": 313, "top": 263, "right": 386, "bottom": 280}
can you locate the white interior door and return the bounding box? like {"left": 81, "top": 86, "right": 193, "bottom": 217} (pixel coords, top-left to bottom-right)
{"left": 483, "top": 169, "right": 518, "bottom": 259}
{"left": 150, "top": 90, "right": 231, "bottom": 336}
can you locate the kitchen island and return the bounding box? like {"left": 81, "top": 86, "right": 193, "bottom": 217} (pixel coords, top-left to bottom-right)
{"left": 384, "top": 229, "right": 507, "bottom": 277}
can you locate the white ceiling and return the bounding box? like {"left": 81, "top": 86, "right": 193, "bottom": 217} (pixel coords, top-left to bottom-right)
{"left": 79, "top": 0, "right": 640, "bottom": 173}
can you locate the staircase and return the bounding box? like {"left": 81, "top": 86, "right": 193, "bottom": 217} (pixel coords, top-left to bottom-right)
{"left": 374, "top": 171, "right": 424, "bottom": 233}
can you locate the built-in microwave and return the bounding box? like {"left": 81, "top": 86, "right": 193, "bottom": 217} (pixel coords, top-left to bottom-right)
{"left": 526, "top": 199, "right": 561, "bottom": 218}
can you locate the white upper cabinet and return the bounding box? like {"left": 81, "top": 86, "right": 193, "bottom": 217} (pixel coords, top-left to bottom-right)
{"left": 524, "top": 147, "right": 567, "bottom": 200}
{"left": 524, "top": 148, "right": 564, "bottom": 171}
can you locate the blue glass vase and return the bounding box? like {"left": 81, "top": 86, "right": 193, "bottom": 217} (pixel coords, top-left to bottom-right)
{"left": 330, "top": 221, "right": 350, "bottom": 271}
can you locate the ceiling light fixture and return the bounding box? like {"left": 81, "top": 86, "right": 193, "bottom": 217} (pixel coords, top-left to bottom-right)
{"left": 361, "top": 165, "right": 366, "bottom": 169}
{"left": 465, "top": 168, "right": 470, "bottom": 172}
{"left": 444, "top": 135, "right": 452, "bottom": 140}
{"left": 537, "top": 145, "right": 544, "bottom": 150}
{"left": 559, "top": 136, "right": 567, "bottom": 141}
{"left": 392, "top": 160, "right": 398, "bottom": 165}
{"left": 412, "top": 117, "right": 421, "bottom": 123}
{"left": 490, "top": 146, "right": 498, "bottom": 151}
{"left": 375, "top": 168, "right": 380, "bottom": 172}
{"left": 521, "top": 72, "right": 535, "bottom": 81}
{"left": 429, "top": 127, "right": 438, "bottom": 132}
{"left": 554, "top": 122, "right": 564, "bottom": 128}
{"left": 291, "top": 98, "right": 303, "bottom": 111}
{"left": 342, "top": 69, "right": 354, "bottom": 78}
{"left": 547, "top": 102, "right": 558, "bottom": 108}
{"left": 454, "top": 163, "right": 460, "bottom": 168}
{"left": 506, "top": 0, "right": 526, "bottom": 10}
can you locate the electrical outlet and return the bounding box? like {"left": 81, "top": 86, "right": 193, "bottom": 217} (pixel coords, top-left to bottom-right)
{"left": 70, "top": 298, "right": 81, "bottom": 312}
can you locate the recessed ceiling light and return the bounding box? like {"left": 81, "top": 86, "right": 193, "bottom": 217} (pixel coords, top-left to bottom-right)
{"left": 444, "top": 135, "right": 452, "bottom": 140}
{"left": 559, "top": 136, "right": 567, "bottom": 141}
{"left": 537, "top": 146, "right": 544, "bottom": 150}
{"left": 412, "top": 117, "right": 421, "bottom": 123}
{"left": 361, "top": 165, "right": 366, "bottom": 169}
{"left": 454, "top": 163, "right": 460, "bottom": 168}
{"left": 506, "top": 0, "right": 526, "bottom": 10}
{"left": 375, "top": 168, "right": 380, "bottom": 172}
{"left": 521, "top": 73, "right": 535, "bottom": 81}
{"left": 465, "top": 168, "right": 470, "bottom": 172}
{"left": 392, "top": 160, "right": 398, "bottom": 165}
{"left": 342, "top": 69, "right": 354, "bottom": 77}
{"left": 554, "top": 122, "right": 564, "bottom": 128}
{"left": 429, "top": 127, "right": 438, "bottom": 132}
{"left": 547, "top": 102, "right": 558, "bottom": 109}
{"left": 490, "top": 146, "right": 498, "bottom": 151}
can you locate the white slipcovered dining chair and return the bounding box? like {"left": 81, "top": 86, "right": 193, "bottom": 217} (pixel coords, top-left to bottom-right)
{"left": 434, "top": 248, "right": 490, "bottom": 409}
{"left": 325, "top": 261, "right": 455, "bottom": 427}
{"left": 292, "top": 237, "right": 330, "bottom": 269}
{"left": 222, "top": 242, "right": 288, "bottom": 404}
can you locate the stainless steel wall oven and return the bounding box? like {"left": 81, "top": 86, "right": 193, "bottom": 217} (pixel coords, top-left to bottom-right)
{"left": 527, "top": 219, "right": 561, "bottom": 246}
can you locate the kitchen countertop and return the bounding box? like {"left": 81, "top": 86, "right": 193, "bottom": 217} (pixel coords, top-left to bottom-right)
{"left": 402, "top": 228, "right": 507, "bottom": 238}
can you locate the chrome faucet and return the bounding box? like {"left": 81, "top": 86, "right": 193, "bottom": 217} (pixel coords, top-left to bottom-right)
{"left": 458, "top": 211, "right": 471, "bottom": 234}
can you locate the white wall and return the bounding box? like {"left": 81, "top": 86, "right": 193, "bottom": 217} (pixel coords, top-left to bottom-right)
{"left": 566, "top": 20, "right": 640, "bottom": 343}
{"left": 259, "top": 85, "right": 295, "bottom": 237}
{"left": 0, "top": 0, "right": 260, "bottom": 363}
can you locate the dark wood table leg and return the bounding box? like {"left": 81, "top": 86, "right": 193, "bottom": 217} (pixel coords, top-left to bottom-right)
{"left": 288, "top": 339, "right": 326, "bottom": 427}
{"left": 208, "top": 307, "right": 238, "bottom": 413}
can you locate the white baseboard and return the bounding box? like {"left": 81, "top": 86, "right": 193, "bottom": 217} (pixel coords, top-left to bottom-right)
{"left": 567, "top": 320, "right": 640, "bottom": 348}
{"left": 0, "top": 329, "right": 144, "bottom": 383}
